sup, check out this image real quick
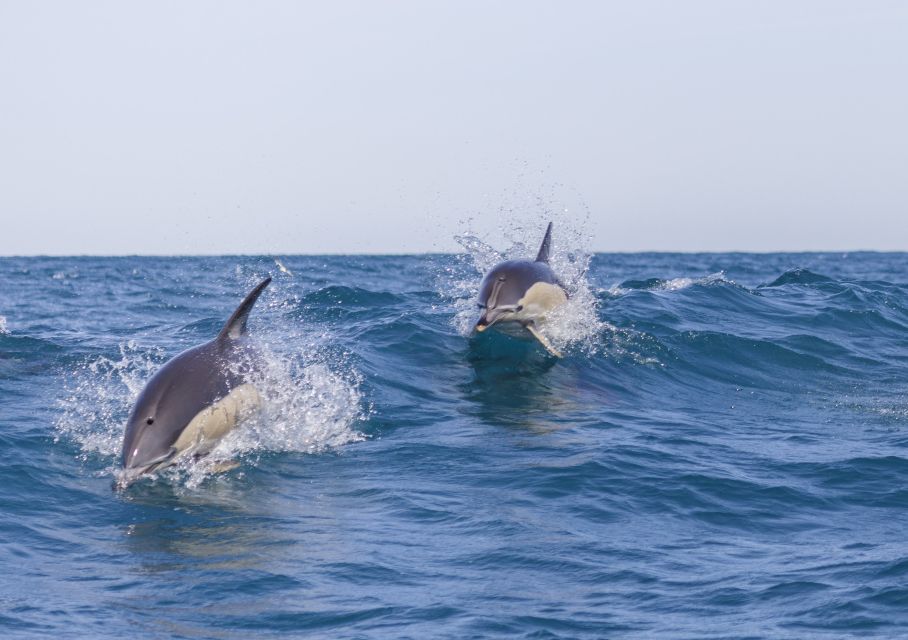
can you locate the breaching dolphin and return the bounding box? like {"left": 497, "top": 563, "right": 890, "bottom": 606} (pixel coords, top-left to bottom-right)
{"left": 474, "top": 222, "right": 567, "bottom": 357}
{"left": 118, "top": 277, "right": 271, "bottom": 486}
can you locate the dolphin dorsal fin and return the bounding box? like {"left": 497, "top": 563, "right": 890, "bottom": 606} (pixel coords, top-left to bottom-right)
{"left": 535, "top": 222, "right": 554, "bottom": 263}
{"left": 218, "top": 277, "right": 272, "bottom": 341}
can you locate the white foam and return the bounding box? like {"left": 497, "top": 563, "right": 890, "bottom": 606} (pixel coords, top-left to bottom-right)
{"left": 660, "top": 277, "right": 696, "bottom": 291}
{"left": 606, "top": 271, "right": 734, "bottom": 297}
{"left": 659, "top": 271, "right": 732, "bottom": 292}
{"left": 51, "top": 270, "right": 79, "bottom": 281}
{"left": 183, "top": 346, "right": 366, "bottom": 489}
{"left": 0, "top": 315, "right": 7, "bottom": 335}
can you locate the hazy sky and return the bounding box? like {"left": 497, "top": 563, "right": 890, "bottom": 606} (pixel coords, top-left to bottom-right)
{"left": 1, "top": 1, "right": 906, "bottom": 255}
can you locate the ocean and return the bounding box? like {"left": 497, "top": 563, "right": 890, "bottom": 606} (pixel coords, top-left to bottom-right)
{"left": 2, "top": 246, "right": 908, "bottom": 638}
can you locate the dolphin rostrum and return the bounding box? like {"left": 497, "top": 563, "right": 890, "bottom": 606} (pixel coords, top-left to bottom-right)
{"left": 118, "top": 277, "right": 272, "bottom": 486}
{"left": 474, "top": 222, "right": 567, "bottom": 357}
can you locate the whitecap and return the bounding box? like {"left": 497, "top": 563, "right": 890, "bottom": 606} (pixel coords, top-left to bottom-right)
{"left": 655, "top": 272, "right": 733, "bottom": 292}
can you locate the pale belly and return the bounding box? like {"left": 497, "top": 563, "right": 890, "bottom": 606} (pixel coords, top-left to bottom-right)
{"left": 172, "top": 383, "right": 262, "bottom": 457}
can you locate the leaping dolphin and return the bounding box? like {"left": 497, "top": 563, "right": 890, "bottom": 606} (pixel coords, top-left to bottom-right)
{"left": 118, "top": 277, "right": 272, "bottom": 486}
{"left": 474, "top": 222, "right": 567, "bottom": 357}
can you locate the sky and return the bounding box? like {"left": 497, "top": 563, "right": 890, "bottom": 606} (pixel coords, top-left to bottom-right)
{"left": 1, "top": 1, "right": 906, "bottom": 255}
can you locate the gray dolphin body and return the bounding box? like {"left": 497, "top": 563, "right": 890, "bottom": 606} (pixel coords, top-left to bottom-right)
{"left": 119, "top": 277, "right": 271, "bottom": 485}
{"left": 475, "top": 222, "right": 567, "bottom": 356}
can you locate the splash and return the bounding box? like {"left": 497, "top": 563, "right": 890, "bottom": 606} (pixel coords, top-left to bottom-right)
{"left": 446, "top": 211, "right": 605, "bottom": 356}
{"left": 0, "top": 315, "right": 7, "bottom": 335}
{"left": 52, "top": 269, "right": 79, "bottom": 281}
{"left": 273, "top": 258, "right": 294, "bottom": 276}
{"left": 55, "top": 341, "right": 164, "bottom": 459}
{"left": 55, "top": 315, "right": 367, "bottom": 489}
{"left": 183, "top": 344, "right": 366, "bottom": 486}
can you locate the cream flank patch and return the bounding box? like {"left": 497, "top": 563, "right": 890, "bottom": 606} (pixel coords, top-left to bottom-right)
{"left": 514, "top": 282, "right": 568, "bottom": 322}
{"left": 172, "top": 383, "right": 262, "bottom": 456}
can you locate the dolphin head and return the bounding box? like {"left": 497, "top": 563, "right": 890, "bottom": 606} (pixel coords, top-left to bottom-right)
{"left": 120, "top": 410, "right": 178, "bottom": 482}
{"left": 475, "top": 260, "right": 542, "bottom": 331}
{"left": 119, "top": 359, "right": 199, "bottom": 482}
{"left": 119, "top": 339, "right": 236, "bottom": 482}
{"left": 474, "top": 222, "right": 563, "bottom": 333}
{"left": 122, "top": 393, "right": 186, "bottom": 475}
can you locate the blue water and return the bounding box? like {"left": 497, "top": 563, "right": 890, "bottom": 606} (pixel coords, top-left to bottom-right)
{"left": 3, "top": 251, "right": 908, "bottom": 638}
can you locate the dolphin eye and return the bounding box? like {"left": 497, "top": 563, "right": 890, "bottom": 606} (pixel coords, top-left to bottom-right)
{"left": 146, "top": 417, "right": 154, "bottom": 425}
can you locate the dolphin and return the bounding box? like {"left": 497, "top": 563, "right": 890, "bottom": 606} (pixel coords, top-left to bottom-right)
{"left": 118, "top": 277, "right": 272, "bottom": 486}
{"left": 474, "top": 222, "right": 567, "bottom": 357}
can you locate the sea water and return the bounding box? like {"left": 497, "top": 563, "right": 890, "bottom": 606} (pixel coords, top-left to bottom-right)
{"left": 2, "top": 247, "right": 908, "bottom": 638}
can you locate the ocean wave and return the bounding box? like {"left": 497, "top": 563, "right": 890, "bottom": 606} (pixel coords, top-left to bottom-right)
{"left": 763, "top": 268, "right": 836, "bottom": 288}
{"left": 7, "top": 252, "right": 908, "bottom": 637}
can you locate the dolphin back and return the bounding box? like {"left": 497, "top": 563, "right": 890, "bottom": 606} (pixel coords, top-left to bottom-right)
{"left": 218, "top": 277, "right": 272, "bottom": 342}
{"left": 535, "top": 222, "right": 553, "bottom": 263}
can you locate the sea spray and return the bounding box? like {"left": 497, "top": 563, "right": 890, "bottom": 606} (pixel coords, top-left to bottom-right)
{"left": 446, "top": 217, "right": 605, "bottom": 356}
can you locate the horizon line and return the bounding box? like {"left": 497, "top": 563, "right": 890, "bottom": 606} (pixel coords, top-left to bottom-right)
{"left": 0, "top": 248, "right": 905, "bottom": 259}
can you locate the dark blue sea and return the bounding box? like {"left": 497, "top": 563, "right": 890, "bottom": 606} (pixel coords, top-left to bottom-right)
{"left": 3, "top": 247, "right": 908, "bottom": 638}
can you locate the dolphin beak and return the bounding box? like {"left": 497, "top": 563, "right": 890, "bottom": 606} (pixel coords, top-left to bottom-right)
{"left": 115, "top": 468, "right": 143, "bottom": 490}
{"left": 117, "top": 447, "right": 178, "bottom": 488}
{"left": 475, "top": 309, "right": 502, "bottom": 333}
{"left": 115, "top": 464, "right": 159, "bottom": 490}
{"left": 116, "top": 464, "right": 151, "bottom": 489}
